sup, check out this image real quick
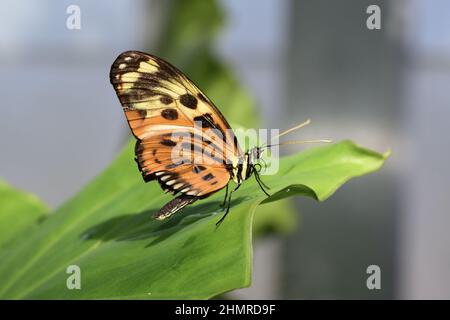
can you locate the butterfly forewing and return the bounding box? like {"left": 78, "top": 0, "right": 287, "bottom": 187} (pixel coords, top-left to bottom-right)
{"left": 110, "top": 51, "right": 242, "bottom": 159}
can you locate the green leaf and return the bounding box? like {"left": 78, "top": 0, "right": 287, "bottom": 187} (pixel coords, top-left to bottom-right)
{"left": 0, "top": 180, "right": 47, "bottom": 249}
{"left": 0, "top": 140, "right": 388, "bottom": 299}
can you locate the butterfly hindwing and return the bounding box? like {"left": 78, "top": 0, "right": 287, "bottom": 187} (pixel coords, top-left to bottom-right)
{"left": 135, "top": 131, "right": 230, "bottom": 197}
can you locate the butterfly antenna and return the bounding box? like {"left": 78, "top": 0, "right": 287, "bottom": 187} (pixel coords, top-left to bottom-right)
{"left": 259, "top": 119, "right": 312, "bottom": 149}
{"left": 264, "top": 139, "right": 332, "bottom": 149}
{"left": 270, "top": 119, "right": 311, "bottom": 143}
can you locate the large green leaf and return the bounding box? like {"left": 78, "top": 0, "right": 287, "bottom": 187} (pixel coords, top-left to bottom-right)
{"left": 0, "top": 140, "right": 388, "bottom": 299}
{"left": 0, "top": 180, "right": 47, "bottom": 249}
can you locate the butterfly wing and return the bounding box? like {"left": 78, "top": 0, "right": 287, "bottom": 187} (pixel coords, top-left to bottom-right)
{"left": 135, "top": 130, "right": 231, "bottom": 197}
{"left": 110, "top": 50, "right": 242, "bottom": 157}
{"left": 110, "top": 51, "right": 240, "bottom": 211}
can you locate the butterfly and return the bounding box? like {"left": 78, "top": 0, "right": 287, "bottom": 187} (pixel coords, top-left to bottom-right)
{"left": 110, "top": 51, "right": 328, "bottom": 225}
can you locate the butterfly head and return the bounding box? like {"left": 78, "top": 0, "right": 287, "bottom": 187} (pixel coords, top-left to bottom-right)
{"left": 237, "top": 147, "right": 271, "bottom": 197}
{"left": 251, "top": 146, "right": 264, "bottom": 161}
{"left": 239, "top": 147, "right": 265, "bottom": 181}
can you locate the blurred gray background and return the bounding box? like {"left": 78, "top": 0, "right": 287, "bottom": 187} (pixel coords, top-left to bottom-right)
{"left": 1, "top": 0, "right": 449, "bottom": 299}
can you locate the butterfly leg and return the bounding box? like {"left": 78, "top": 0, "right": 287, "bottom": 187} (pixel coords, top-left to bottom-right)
{"left": 220, "top": 183, "right": 229, "bottom": 209}
{"left": 254, "top": 170, "right": 271, "bottom": 197}
{"left": 216, "top": 184, "right": 241, "bottom": 227}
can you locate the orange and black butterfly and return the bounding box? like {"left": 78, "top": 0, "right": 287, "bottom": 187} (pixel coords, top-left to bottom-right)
{"left": 110, "top": 51, "right": 271, "bottom": 225}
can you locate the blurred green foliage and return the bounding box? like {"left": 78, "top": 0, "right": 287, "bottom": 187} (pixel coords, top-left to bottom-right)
{"left": 0, "top": 180, "right": 47, "bottom": 249}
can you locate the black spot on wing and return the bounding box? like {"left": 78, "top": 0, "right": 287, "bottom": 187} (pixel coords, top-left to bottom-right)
{"left": 192, "top": 165, "right": 207, "bottom": 174}
{"left": 161, "top": 139, "right": 176, "bottom": 147}
{"left": 193, "top": 113, "right": 216, "bottom": 128}
{"left": 180, "top": 94, "right": 198, "bottom": 109}
{"left": 160, "top": 96, "right": 173, "bottom": 105}
{"left": 202, "top": 173, "right": 215, "bottom": 181}
{"left": 161, "top": 108, "right": 178, "bottom": 120}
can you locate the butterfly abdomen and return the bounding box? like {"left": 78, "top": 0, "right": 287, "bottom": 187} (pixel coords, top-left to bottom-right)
{"left": 154, "top": 195, "right": 197, "bottom": 220}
